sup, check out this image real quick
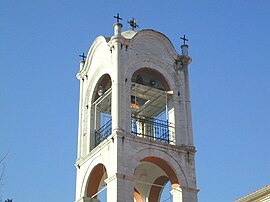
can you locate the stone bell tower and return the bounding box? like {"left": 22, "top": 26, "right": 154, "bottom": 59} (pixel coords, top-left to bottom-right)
{"left": 75, "top": 16, "right": 198, "bottom": 202}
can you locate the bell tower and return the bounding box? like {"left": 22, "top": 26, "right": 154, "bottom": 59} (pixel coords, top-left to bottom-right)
{"left": 75, "top": 17, "right": 198, "bottom": 202}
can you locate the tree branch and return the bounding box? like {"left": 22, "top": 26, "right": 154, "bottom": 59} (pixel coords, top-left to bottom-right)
{"left": 0, "top": 149, "right": 10, "bottom": 183}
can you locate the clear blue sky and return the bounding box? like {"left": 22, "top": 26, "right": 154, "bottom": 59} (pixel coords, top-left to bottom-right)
{"left": 1, "top": 1, "right": 270, "bottom": 202}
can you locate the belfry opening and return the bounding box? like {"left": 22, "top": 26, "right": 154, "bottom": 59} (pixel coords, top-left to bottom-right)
{"left": 130, "top": 68, "right": 175, "bottom": 144}
{"left": 92, "top": 68, "right": 176, "bottom": 148}
{"left": 134, "top": 156, "right": 181, "bottom": 202}
{"left": 92, "top": 74, "right": 112, "bottom": 147}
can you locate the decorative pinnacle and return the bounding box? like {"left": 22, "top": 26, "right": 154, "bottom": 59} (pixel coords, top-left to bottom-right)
{"left": 180, "top": 35, "right": 189, "bottom": 45}
{"left": 127, "top": 17, "right": 139, "bottom": 30}
{"left": 114, "top": 13, "right": 122, "bottom": 23}
{"left": 79, "top": 53, "right": 86, "bottom": 61}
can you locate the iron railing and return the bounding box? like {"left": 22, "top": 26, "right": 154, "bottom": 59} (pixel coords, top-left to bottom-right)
{"left": 95, "top": 119, "right": 112, "bottom": 146}
{"left": 131, "top": 115, "right": 175, "bottom": 144}
{"left": 94, "top": 115, "right": 175, "bottom": 146}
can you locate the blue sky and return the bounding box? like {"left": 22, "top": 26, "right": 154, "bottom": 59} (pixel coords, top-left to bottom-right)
{"left": 1, "top": 1, "right": 270, "bottom": 202}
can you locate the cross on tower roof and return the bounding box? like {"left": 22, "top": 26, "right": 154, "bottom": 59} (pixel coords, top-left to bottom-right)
{"left": 127, "top": 17, "right": 139, "bottom": 30}
{"left": 114, "top": 13, "right": 122, "bottom": 23}
{"left": 79, "top": 53, "right": 86, "bottom": 61}
{"left": 180, "top": 35, "right": 189, "bottom": 45}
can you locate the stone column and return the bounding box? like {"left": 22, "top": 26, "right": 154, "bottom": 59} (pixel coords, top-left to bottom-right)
{"left": 176, "top": 61, "right": 188, "bottom": 146}
{"left": 111, "top": 23, "right": 125, "bottom": 134}
{"left": 170, "top": 186, "right": 183, "bottom": 202}
{"left": 181, "top": 44, "right": 194, "bottom": 146}
{"left": 76, "top": 60, "right": 85, "bottom": 158}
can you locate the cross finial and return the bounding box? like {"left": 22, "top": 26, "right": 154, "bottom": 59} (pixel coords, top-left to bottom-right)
{"left": 114, "top": 13, "right": 122, "bottom": 23}
{"left": 180, "top": 35, "right": 189, "bottom": 45}
{"left": 127, "top": 17, "right": 139, "bottom": 30}
{"left": 79, "top": 53, "right": 86, "bottom": 61}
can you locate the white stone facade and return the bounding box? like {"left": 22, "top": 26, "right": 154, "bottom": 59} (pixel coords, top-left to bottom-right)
{"left": 75, "top": 22, "right": 198, "bottom": 202}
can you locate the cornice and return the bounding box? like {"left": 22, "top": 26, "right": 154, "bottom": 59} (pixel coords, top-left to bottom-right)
{"left": 235, "top": 185, "right": 270, "bottom": 202}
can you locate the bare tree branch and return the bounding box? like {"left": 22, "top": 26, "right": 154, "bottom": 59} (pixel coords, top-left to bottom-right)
{"left": 0, "top": 163, "right": 5, "bottom": 183}
{"left": 0, "top": 152, "right": 8, "bottom": 165}
{"left": 0, "top": 148, "right": 10, "bottom": 183}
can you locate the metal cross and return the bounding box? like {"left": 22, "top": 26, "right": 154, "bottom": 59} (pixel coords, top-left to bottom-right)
{"left": 79, "top": 53, "right": 86, "bottom": 61}
{"left": 180, "top": 35, "right": 189, "bottom": 45}
{"left": 114, "top": 13, "right": 122, "bottom": 23}
{"left": 127, "top": 17, "right": 139, "bottom": 30}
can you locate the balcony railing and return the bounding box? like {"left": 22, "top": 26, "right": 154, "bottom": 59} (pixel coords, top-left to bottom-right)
{"left": 131, "top": 115, "right": 175, "bottom": 144}
{"left": 95, "top": 115, "right": 175, "bottom": 146}
{"left": 95, "top": 119, "right": 112, "bottom": 146}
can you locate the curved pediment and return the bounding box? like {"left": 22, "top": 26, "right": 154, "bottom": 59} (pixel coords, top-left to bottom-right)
{"left": 123, "top": 29, "right": 179, "bottom": 62}
{"left": 77, "top": 36, "right": 111, "bottom": 79}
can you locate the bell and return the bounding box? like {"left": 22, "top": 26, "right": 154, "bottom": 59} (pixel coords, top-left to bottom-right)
{"left": 98, "top": 86, "right": 104, "bottom": 96}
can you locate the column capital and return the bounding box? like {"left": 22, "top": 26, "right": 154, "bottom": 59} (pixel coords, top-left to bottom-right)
{"left": 170, "top": 185, "right": 182, "bottom": 194}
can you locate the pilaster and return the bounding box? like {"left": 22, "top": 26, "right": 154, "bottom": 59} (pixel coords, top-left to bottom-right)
{"left": 181, "top": 45, "right": 194, "bottom": 146}
{"left": 111, "top": 23, "right": 126, "bottom": 133}
{"left": 181, "top": 186, "right": 199, "bottom": 202}
{"left": 77, "top": 60, "right": 85, "bottom": 158}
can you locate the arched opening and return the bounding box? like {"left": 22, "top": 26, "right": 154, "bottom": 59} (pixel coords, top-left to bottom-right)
{"left": 133, "top": 157, "right": 181, "bottom": 202}
{"left": 86, "top": 164, "right": 107, "bottom": 201}
{"left": 130, "top": 68, "right": 175, "bottom": 144}
{"left": 91, "top": 74, "right": 112, "bottom": 147}
{"left": 149, "top": 175, "right": 170, "bottom": 201}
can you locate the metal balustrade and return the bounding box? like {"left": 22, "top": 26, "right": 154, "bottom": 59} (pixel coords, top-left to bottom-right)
{"left": 95, "top": 115, "right": 175, "bottom": 146}
{"left": 95, "top": 119, "right": 112, "bottom": 146}
{"left": 131, "top": 115, "right": 175, "bottom": 144}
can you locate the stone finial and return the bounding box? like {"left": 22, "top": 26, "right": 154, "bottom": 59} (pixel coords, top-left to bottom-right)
{"left": 114, "top": 22, "right": 123, "bottom": 36}
{"left": 79, "top": 60, "right": 85, "bottom": 71}
{"left": 181, "top": 44, "right": 189, "bottom": 56}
